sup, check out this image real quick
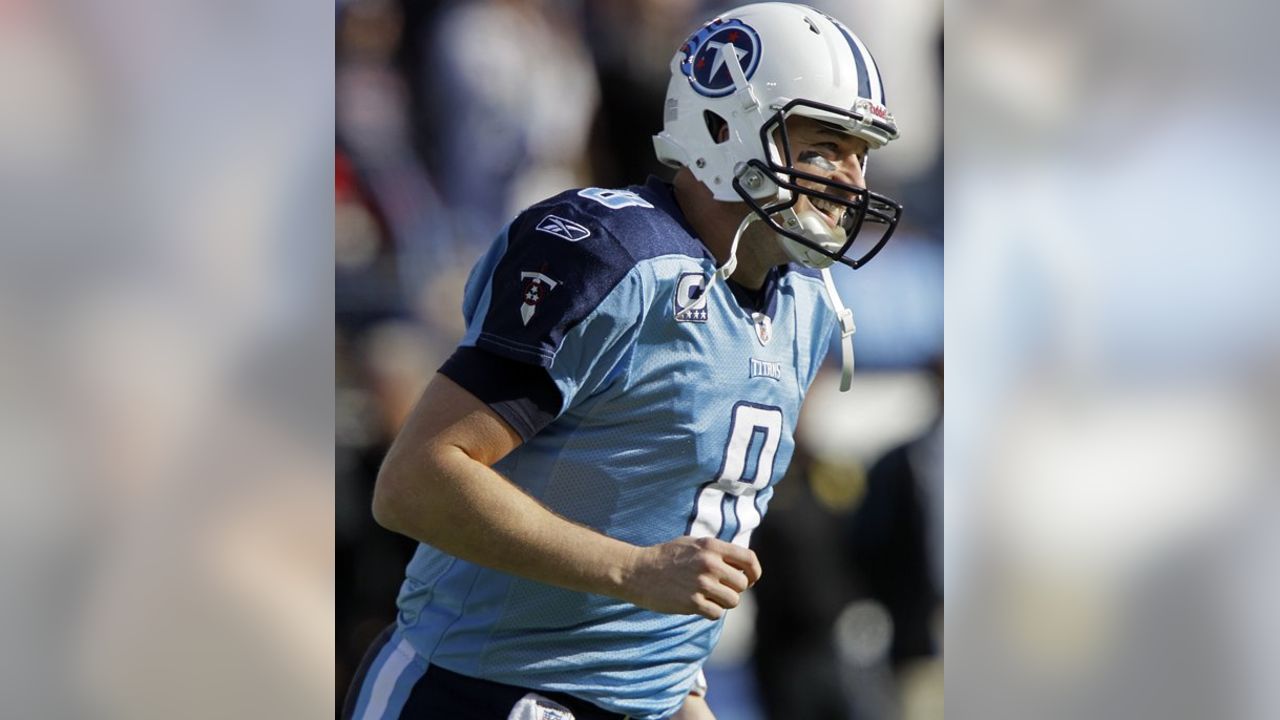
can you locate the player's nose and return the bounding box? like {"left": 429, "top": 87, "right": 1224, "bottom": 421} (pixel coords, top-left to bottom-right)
{"left": 817, "top": 167, "right": 864, "bottom": 206}
{"left": 831, "top": 158, "right": 866, "bottom": 191}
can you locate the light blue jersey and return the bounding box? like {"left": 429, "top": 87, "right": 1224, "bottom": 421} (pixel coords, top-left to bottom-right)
{"left": 395, "top": 177, "right": 838, "bottom": 719}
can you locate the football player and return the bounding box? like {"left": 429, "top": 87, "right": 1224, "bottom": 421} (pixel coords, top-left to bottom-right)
{"left": 345, "top": 3, "right": 902, "bottom": 719}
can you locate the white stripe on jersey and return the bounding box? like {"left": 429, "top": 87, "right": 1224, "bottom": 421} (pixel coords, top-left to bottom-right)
{"left": 360, "top": 638, "right": 416, "bottom": 720}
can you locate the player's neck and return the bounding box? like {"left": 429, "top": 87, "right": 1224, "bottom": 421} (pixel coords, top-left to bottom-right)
{"left": 728, "top": 243, "right": 778, "bottom": 290}
{"left": 672, "top": 171, "right": 781, "bottom": 290}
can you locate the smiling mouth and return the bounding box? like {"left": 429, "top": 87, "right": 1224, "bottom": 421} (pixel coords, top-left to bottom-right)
{"left": 809, "top": 196, "right": 846, "bottom": 228}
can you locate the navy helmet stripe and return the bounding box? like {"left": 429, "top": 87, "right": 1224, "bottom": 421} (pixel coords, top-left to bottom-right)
{"left": 825, "top": 15, "right": 884, "bottom": 106}
{"left": 832, "top": 20, "right": 871, "bottom": 99}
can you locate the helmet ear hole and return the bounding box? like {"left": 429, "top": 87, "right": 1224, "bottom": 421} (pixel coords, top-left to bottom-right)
{"left": 703, "top": 111, "right": 730, "bottom": 145}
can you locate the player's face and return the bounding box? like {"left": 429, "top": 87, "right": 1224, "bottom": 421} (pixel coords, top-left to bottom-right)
{"left": 781, "top": 116, "right": 870, "bottom": 230}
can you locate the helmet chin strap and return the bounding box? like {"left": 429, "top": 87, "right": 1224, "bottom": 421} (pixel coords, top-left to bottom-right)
{"left": 770, "top": 206, "right": 858, "bottom": 392}
{"left": 711, "top": 212, "right": 757, "bottom": 286}
{"left": 820, "top": 267, "right": 856, "bottom": 392}
{"left": 711, "top": 203, "right": 856, "bottom": 393}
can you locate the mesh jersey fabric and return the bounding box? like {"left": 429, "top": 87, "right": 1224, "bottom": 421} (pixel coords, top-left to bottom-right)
{"left": 394, "top": 177, "right": 839, "bottom": 719}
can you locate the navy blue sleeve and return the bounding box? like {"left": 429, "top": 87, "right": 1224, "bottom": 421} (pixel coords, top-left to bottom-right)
{"left": 453, "top": 184, "right": 705, "bottom": 412}
{"left": 458, "top": 196, "right": 643, "bottom": 369}
{"left": 438, "top": 347, "right": 561, "bottom": 440}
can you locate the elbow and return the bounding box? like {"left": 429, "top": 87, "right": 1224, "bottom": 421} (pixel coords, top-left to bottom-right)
{"left": 372, "top": 448, "right": 451, "bottom": 541}
{"left": 372, "top": 457, "right": 413, "bottom": 536}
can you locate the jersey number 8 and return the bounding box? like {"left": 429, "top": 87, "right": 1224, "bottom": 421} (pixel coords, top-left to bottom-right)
{"left": 686, "top": 402, "right": 784, "bottom": 547}
{"left": 577, "top": 187, "right": 655, "bottom": 210}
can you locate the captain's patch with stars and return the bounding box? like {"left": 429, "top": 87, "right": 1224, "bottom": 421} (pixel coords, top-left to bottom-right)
{"left": 673, "top": 272, "right": 709, "bottom": 323}
{"left": 679, "top": 18, "right": 761, "bottom": 98}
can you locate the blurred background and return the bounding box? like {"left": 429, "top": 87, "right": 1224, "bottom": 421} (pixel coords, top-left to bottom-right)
{"left": 334, "top": 0, "right": 942, "bottom": 718}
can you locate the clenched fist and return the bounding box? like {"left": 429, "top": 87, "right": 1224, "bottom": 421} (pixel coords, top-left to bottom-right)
{"left": 622, "top": 536, "right": 762, "bottom": 620}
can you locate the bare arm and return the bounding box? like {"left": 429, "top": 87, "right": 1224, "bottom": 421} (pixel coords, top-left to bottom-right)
{"left": 373, "top": 373, "right": 761, "bottom": 619}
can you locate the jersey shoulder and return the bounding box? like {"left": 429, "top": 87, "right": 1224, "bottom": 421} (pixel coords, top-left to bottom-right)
{"left": 461, "top": 181, "right": 704, "bottom": 369}
{"left": 510, "top": 178, "right": 710, "bottom": 271}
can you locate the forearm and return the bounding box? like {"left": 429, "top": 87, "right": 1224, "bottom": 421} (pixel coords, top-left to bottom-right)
{"left": 373, "top": 375, "right": 760, "bottom": 620}
{"left": 374, "top": 443, "right": 639, "bottom": 600}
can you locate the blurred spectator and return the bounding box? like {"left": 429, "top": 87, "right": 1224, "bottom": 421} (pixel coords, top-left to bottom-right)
{"left": 751, "top": 361, "right": 943, "bottom": 720}
{"left": 337, "top": 0, "right": 444, "bottom": 322}
{"left": 751, "top": 440, "right": 865, "bottom": 720}
{"left": 849, "top": 360, "right": 942, "bottom": 668}
{"left": 581, "top": 0, "right": 704, "bottom": 187}
{"left": 416, "top": 0, "right": 599, "bottom": 245}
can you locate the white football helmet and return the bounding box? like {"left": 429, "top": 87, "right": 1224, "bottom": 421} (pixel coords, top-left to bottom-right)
{"left": 653, "top": 2, "right": 903, "bottom": 269}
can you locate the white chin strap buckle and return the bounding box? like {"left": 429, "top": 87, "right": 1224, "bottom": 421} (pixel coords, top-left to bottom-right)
{"left": 713, "top": 212, "right": 757, "bottom": 284}
{"left": 837, "top": 307, "right": 856, "bottom": 338}
{"left": 716, "top": 255, "right": 737, "bottom": 281}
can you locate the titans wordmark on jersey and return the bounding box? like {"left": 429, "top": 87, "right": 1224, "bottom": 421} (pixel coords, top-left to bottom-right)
{"left": 394, "top": 177, "right": 838, "bottom": 719}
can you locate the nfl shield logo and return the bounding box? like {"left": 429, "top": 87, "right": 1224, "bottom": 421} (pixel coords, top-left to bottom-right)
{"left": 752, "top": 312, "right": 772, "bottom": 346}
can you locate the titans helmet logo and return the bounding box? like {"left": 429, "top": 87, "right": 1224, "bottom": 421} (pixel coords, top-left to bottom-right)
{"left": 679, "top": 18, "right": 761, "bottom": 98}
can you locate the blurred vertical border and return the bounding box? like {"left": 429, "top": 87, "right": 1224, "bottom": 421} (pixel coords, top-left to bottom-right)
{"left": 0, "top": 0, "right": 334, "bottom": 716}
{"left": 948, "top": 0, "right": 1280, "bottom": 718}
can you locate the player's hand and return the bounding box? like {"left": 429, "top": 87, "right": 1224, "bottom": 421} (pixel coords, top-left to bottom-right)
{"left": 623, "top": 536, "right": 761, "bottom": 620}
{"left": 671, "top": 693, "right": 716, "bottom": 720}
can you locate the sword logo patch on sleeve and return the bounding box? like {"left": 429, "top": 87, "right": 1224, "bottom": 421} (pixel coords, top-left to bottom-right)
{"left": 519, "top": 271, "right": 559, "bottom": 325}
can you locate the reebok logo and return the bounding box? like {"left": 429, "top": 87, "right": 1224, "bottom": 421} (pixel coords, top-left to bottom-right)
{"left": 535, "top": 214, "right": 591, "bottom": 242}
